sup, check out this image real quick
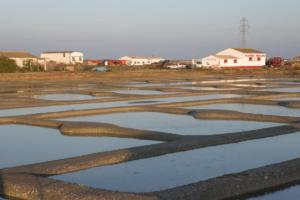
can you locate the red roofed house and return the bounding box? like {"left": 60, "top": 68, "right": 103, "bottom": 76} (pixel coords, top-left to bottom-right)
{"left": 201, "top": 48, "right": 266, "bottom": 68}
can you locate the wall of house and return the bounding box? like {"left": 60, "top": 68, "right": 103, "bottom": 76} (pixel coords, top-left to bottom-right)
{"left": 201, "top": 56, "right": 220, "bottom": 68}
{"left": 11, "top": 58, "right": 38, "bottom": 68}
{"left": 219, "top": 58, "right": 241, "bottom": 68}
{"left": 119, "top": 57, "right": 165, "bottom": 66}
{"left": 41, "top": 52, "right": 83, "bottom": 64}
{"left": 217, "top": 49, "right": 266, "bottom": 68}
{"left": 70, "top": 52, "right": 84, "bottom": 64}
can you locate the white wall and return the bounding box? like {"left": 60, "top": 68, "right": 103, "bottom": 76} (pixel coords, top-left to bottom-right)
{"left": 201, "top": 56, "right": 220, "bottom": 68}
{"left": 11, "top": 58, "right": 38, "bottom": 68}
{"left": 41, "top": 52, "right": 84, "bottom": 64}
{"left": 217, "top": 48, "right": 266, "bottom": 67}
{"left": 119, "top": 56, "right": 165, "bottom": 66}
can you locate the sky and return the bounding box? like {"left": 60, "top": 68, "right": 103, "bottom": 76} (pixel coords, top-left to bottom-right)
{"left": 0, "top": 0, "right": 300, "bottom": 59}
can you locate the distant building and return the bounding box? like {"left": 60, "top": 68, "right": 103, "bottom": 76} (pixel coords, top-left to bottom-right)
{"left": 119, "top": 56, "right": 166, "bottom": 66}
{"left": 0, "top": 51, "right": 38, "bottom": 68}
{"left": 84, "top": 59, "right": 102, "bottom": 66}
{"left": 40, "top": 51, "right": 84, "bottom": 65}
{"left": 103, "top": 59, "right": 127, "bottom": 66}
{"left": 201, "top": 48, "right": 266, "bottom": 68}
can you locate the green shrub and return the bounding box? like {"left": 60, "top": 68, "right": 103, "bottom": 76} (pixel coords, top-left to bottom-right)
{"left": 0, "top": 57, "right": 18, "bottom": 73}
{"left": 21, "top": 60, "right": 44, "bottom": 72}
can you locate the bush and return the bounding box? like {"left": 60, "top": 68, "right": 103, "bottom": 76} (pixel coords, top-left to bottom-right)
{"left": 20, "top": 59, "right": 44, "bottom": 72}
{"left": 0, "top": 57, "right": 18, "bottom": 73}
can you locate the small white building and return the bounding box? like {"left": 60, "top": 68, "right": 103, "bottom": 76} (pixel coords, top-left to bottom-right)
{"left": 119, "top": 56, "right": 166, "bottom": 66}
{"left": 40, "top": 51, "right": 84, "bottom": 65}
{"left": 201, "top": 48, "right": 266, "bottom": 68}
{"left": 0, "top": 51, "right": 38, "bottom": 68}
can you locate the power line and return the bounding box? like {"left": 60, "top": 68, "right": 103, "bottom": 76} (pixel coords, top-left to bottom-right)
{"left": 239, "top": 17, "right": 250, "bottom": 48}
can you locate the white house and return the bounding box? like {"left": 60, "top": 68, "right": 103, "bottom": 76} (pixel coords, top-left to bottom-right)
{"left": 0, "top": 51, "right": 38, "bottom": 68}
{"left": 119, "top": 56, "right": 166, "bottom": 66}
{"left": 201, "top": 48, "right": 266, "bottom": 68}
{"left": 40, "top": 51, "right": 84, "bottom": 65}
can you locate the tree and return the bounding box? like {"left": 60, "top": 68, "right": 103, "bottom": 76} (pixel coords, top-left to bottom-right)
{"left": 0, "top": 57, "right": 18, "bottom": 73}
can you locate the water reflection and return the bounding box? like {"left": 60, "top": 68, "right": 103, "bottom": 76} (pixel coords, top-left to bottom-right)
{"left": 248, "top": 185, "right": 300, "bottom": 200}
{"left": 55, "top": 132, "right": 300, "bottom": 193}
{"left": 35, "top": 94, "right": 104, "bottom": 101}
{"left": 0, "top": 94, "right": 243, "bottom": 117}
{"left": 185, "top": 104, "right": 300, "bottom": 117}
{"left": 114, "top": 90, "right": 169, "bottom": 95}
{"left": 63, "top": 112, "right": 281, "bottom": 135}
{"left": 262, "top": 87, "right": 300, "bottom": 93}
{"left": 0, "top": 125, "right": 158, "bottom": 169}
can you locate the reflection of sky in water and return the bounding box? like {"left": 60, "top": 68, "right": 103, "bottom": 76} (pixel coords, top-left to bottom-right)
{"left": 261, "top": 87, "right": 300, "bottom": 93}
{"left": 277, "top": 97, "right": 300, "bottom": 101}
{"left": 63, "top": 112, "right": 281, "bottom": 135}
{"left": 180, "top": 87, "right": 238, "bottom": 91}
{"left": 54, "top": 132, "right": 300, "bottom": 193}
{"left": 0, "top": 94, "right": 243, "bottom": 117}
{"left": 126, "top": 79, "right": 270, "bottom": 87}
{"left": 0, "top": 125, "right": 158, "bottom": 169}
{"left": 114, "top": 90, "right": 169, "bottom": 95}
{"left": 248, "top": 185, "right": 300, "bottom": 200}
{"left": 185, "top": 104, "right": 300, "bottom": 117}
{"left": 35, "top": 94, "right": 103, "bottom": 101}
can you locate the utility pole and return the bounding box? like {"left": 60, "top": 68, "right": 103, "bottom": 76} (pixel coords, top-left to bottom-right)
{"left": 239, "top": 17, "right": 250, "bottom": 48}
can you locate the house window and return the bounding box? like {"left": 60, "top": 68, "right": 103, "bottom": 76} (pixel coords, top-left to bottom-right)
{"left": 249, "top": 57, "right": 253, "bottom": 61}
{"left": 234, "top": 59, "right": 238, "bottom": 64}
{"left": 224, "top": 59, "right": 228, "bottom": 64}
{"left": 72, "top": 57, "right": 76, "bottom": 62}
{"left": 257, "top": 57, "right": 261, "bottom": 61}
{"left": 63, "top": 53, "right": 66, "bottom": 57}
{"left": 79, "top": 57, "right": 82, "bottom": 61}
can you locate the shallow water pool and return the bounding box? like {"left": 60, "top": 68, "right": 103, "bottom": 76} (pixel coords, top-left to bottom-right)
{"left": 262, "top": 87, "right": 300, "bottom": 93}
{"left": 185, "top": 103, "right": 300, "bottom": 117}
{"left": 63, "top": 112, "right": 282, "bottom": 135}
{"left": 0, "top": 125, "right": 158, "bottom": 169}
{"left": 35, "top": 94, "right": 103, "bottom": 101}
{"left": 248, "top": 185, "right": 300, "bottom": 200}
{"left": 54, "top": 132, "right": 300, "bottom": 192}
{"left": 114, "top": 90, "right": 169, "bottom": 95}
{"left": 180, "top": 87, "right": 238, "bottom": 91}
{"left": 0, "top": 94, "right": 243, "bottom": 117}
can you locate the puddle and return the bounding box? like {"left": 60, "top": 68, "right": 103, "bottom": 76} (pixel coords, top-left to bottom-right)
{"left": 261, "top": 87, "right": 300, "bottom": 93}
{"left": 126, "top": 79, "right": 270, "bottom": 87}
{"left": 54, "top": 132, "right": 300, "bottom": 193}
{"left": 35, "top": 94, "right": 103, "bottom": 101}
{"left": 0, "top": 125, "right": 158, "bottom": 169}
{"left": 180, "top": 87, "right": 238, "bottom": 91}
{"left": 114, "top": 90, "right": 169, "bottom": 95}
{"left": 63, "top": 112, "right": 281, "bottom": 135}
{"left": 230, "top": 84, "right": 267, "bottom": 88}
{"left": 125, "top": 81, "right": 198, "bottom": 87}
{"left": 0, "top": 94, "right": 243, "bottom": 117}
{"left": 185, "top": 104, "right": 300, "bottom": 117}
{"left": 153, "top": 94, "right": 243, "bottom": 103}
{"left": 282, "top": 82, "right": 300, "bottom": 85}
{"left": 248, "top": 185, "right": 300, "bottom": 200}
{"left": 277, "top": 97, "right": 300, "bottom": 101}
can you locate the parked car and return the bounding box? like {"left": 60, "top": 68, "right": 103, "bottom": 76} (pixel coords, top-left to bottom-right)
{"left": 165, "top": 64, "right": 187, "bottom": 69}
{"left": 92, "top": 66, "right": 108, "bottom": 72}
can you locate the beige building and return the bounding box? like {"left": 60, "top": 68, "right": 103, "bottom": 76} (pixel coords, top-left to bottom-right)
{"left": 40, "top": 51, "right": 84, "bottom": 65}
{"left": 0, "top": 51, "right": 38, "bottom": 68}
